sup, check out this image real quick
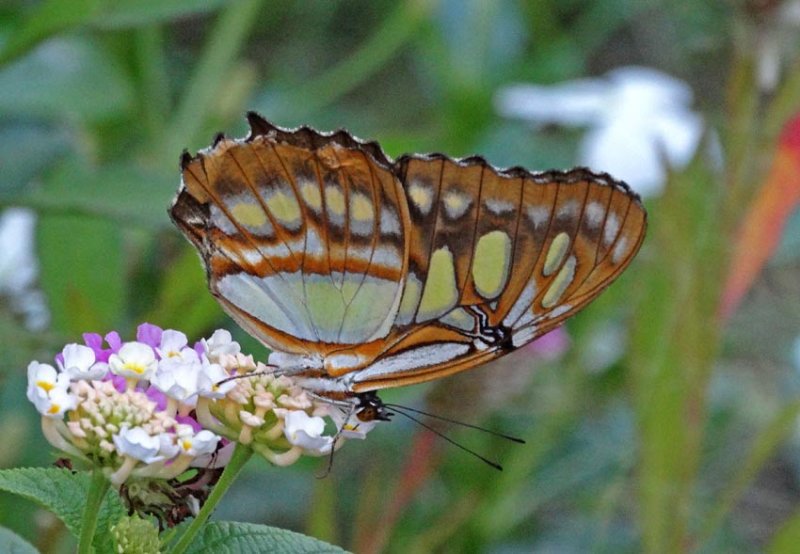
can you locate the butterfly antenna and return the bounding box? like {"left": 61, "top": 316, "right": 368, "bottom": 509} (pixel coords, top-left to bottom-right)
{"left": 383, "top": 403, "right": 525, "bottom": 444}
{"left": 316, "top": 401, "right": 357, "bottom": 479}
{"left": 387, "top": 405, "right": 504, "bottom": 471}
{"left": 216, "top": 364, "right": 279, "bottom": 386}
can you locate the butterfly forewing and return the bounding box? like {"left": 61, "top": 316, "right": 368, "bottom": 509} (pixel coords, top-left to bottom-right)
{"left": 171, "top": 113, "right": 646, "bottom": 397}
{"left": 345, "top": 161, "right": 646, "bottom": 392}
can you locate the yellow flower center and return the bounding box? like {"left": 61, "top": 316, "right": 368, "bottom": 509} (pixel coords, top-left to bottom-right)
{"left": 124, "top": 362, "right": 146, "bottom": 374}
{"left": 37, "top": 380, "right": 55, "bottom": 392}
{"left": 47, "top": 403, "right": 60, "bottom": 414}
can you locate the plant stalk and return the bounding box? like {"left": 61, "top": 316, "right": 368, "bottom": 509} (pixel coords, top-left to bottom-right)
{"left": 168, "top": 443, "right": 253, "bottom": 554}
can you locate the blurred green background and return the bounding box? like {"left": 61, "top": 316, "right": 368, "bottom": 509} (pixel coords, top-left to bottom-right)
{"left": 2, "top": 0, "right": 800, "bottom": 552}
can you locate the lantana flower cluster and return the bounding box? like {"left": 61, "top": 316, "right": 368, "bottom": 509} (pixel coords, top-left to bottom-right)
{"left": 26, "top": 323, "right": 372, "bottom": 489}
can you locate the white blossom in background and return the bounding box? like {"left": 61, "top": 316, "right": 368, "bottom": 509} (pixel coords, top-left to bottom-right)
{"left": 0, "top": 208, "right": 48, "bottom": 330}
{"left": 494, "top": 66, "right": 706, "bottom": 197}
{"left": 756, "top": 1, "right": 800, "bottom": 92}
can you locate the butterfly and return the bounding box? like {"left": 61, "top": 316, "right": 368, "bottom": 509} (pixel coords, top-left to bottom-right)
{"left": 170, "top": 112, "right": 647, "bottom": 422}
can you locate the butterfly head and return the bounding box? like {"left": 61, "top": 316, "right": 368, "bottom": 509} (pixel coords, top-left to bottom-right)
{"left": 355, "top": 392, "right": 393, "bottom": 423}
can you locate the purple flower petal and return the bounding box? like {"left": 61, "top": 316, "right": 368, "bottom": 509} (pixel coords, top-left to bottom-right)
{"left": 528, "top": 328, "right": 569, "bottom": 360}
{"left": 83, "top": 332, "right": 111, "bottom": 362}
{"left": 176, "top": 414, "right": 202, "bottom": 432}
{"left": 136, "top": 323, "right": 163, "bottom": 349}
{"left": 194, "top": 341, "right": 206, "bottom": 358}
{"left": 83, "top": 333, "right": 103, "bottom": 351}
{"left": 106, "top": 373, "right": 127, "bottom": 393}
{"left": 145, "top": 385, "right": 168, "bottom": 411}
{"left": 105, "top": 331, "right": 122, "bottom": 353}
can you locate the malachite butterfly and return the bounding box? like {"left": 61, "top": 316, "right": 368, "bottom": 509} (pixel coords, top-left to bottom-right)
{"left": 170, "top": 113, "right": 647, "bottom": 421}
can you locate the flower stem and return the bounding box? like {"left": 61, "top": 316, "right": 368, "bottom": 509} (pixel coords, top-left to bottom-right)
{"left": 77, "top": 468, "right": 110, "bottom": 554}
{"left": 167, "top": 443, "right": 253, "bottom": 554}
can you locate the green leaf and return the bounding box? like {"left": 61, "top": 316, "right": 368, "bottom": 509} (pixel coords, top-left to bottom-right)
{"left": 0, "top": 0, "right": 98, "bottom": 65}
{"left": 181, "top": 521, "right": 348, "bottom": 554}
{"left": 37, "top": 213, "right": 125, "bottom": 336}
{"left": 11, "top": 158, "right": 175, "bottom": 228}
{"left": 89, "top": 0, "right": 230, "bottom": 29}
{"left": 0, "top": 467, "right": 125, "bottom": 553}
{"left": 627, "top": 146, "right": 726, "bottom": 552}
{"left": 143, "top": 246, "right": 223, "bottom": 338}
{"left": 0, "top": 123, "right": 72, "bottom": 195}
{"left": 0, "top": 0, "right": 229, "bottom": 64}
{"left": 769, "top": 507, "right": 800, "bottom": 554}
{"left": 0, "top": 526, "right": 38, "bottom": 554}
{"left": 0, "top": 37, "right": 133, "bottom": 121}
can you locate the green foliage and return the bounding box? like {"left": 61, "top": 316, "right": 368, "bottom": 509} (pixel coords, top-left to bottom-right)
{"left": 0, "top": 527, "right": 38, "bottom": 554}
{"left": 0, "top": 467, "right": 125, "bottom": 552}
{"left": 112, "top": 515, "right": 162, "bottom": 554}
{"left": 180, "top": 522, "right": 348, "bottom": 554}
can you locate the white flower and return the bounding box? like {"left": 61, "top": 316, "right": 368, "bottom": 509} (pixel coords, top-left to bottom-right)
{"left": 792, "top": 335, "right": 800, "bottom": 374}
{"left": 283, "top": 410, "right": 333, "bottom": 454}
{"left": 192, "top": 440, "right": 234, "bottom": 469}
{"left": 157, "top": 330, "right": 199, "bottom": 362}
{"left": 150, "top": 357, "right": 200, "bottom": 403}
{"left": 196, "top": 359, "right": 234, "bottom": 399}
{"left": 26, "top": 361, "right": 69, "bottom": 403}
{"left": 176, "top": 429, "right": 220, "bottom": 457}
{"left": 157, "top": 432, "right": 180, "bottom": 460}
{"left": 202, "top": 329, "right": 241, "bottom": 361}
{"left": 113, "top": 426, "right": 162, "bottom": 463}
{"left": 33, "top": 385, "right": 77, "bottom": 418}
{"left": 58, "top": 343, "right": 107, "bottom": 380}
{"left": 108, "top": 342, "right": 157, "bottom": 380}
{"left": 495, "top": 66, "right": 706, "bottom": 197}
{"left": 0, "top": 209, "right": 48, "bottom": 330}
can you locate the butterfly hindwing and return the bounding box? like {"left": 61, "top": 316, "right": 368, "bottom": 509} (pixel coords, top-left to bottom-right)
{"left": 173, "top": 127, "right": 410, "bottom": 359}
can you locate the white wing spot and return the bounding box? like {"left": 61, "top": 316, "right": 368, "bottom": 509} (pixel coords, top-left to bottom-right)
{"left": 527, "top": 206, "right": 550, "bottom": 229}
{"left": 484, "top": 198, "right": 515, "bottom": 215}
{"left": 557, "top": 200, "right": 579, "bottom": 218}
{"left": 443, "top": 190, "right": 472, "bottom": 219}
{"left": 585, "top": 201, "right": 605, "bottom": 229}
{"left": 611, "top": 236, "right": 629, "bottom": 264}
{"left": 380, "top": 207, "right": 402, "bottom": 236}
{"left": 408, "top": 181, "right": 433, "bottom": 215}
{"left": 604, "top": 213, "right": 620, "bottom": 245}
